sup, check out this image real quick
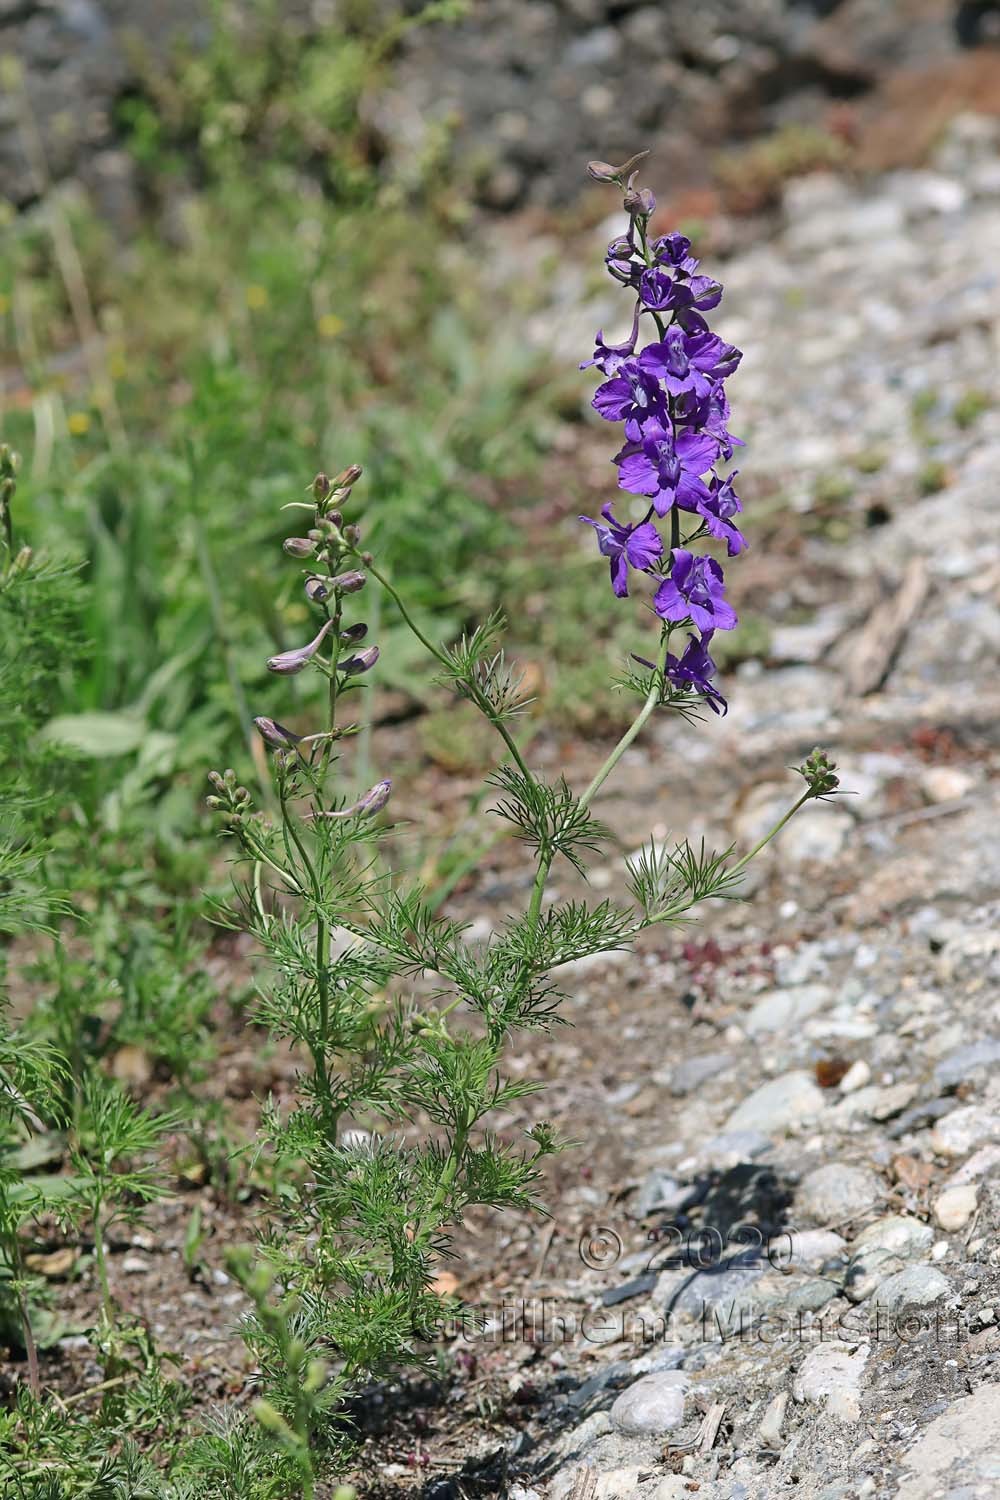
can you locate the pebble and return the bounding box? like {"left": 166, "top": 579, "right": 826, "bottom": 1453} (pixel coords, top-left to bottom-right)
{"left": 845, "top": 1216, "right": 936, "bottom": 1304}
{"left": 873, "top": 1265, "right": 951, "bottom": 1314}
{"left": 930, "top": 1105, "right": 1000, "bottom": 1159}
{"left": 723, "top": 1071, "right": 826, "bottom": 1134}
{"left": 796, "top": 1162, "right": 881, "bottom": 1223}
{"left": 897, "top": 1381, "right": 1000, "bottom": 1497}
{"left": 743, "top": 984, "right": 831, "bottom": 1035}
{"left": 758, "top": 1390, "right": 788, "bottom": 1446}
{"left": 839, "top": 1059, "right": 872, "bottom": 1093}
{"left": 933, "top": 1184, "right": 978, "bottom": 1233}
{"left": 793, "top": 1343, "right": 870, "bottom": 1423}
{"left": 934, "top": 1038, "right": 1000, "bottom": 1090}
{"left": 945, "top": 1143, "right": 1000, "bottom": 1188}
{"left": 609, "top": 1371, "right": 687, "bottom": 1434}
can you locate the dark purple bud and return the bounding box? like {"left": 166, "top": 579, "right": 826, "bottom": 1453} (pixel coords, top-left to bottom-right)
{"left": 340, "top": 645, "right": 379, "bottom": 675}
{"left": 329, "top": 569, "right": 366, "bottom": 594}
{"left": 312, "top": 472, "right": 331, "bottom": 502}
{"left": 331, "top": 463, "right": 363, "bottom": 489}
{"left": 254, "top": 716, "right": 302, "bottom": 750}
{"left": 305, "top": 576, "right": 330, "bottom": 603}
{"left": 308, "top": 778, "right": 391, "bottom": 821}
{"left": 340, "top": 622, "right": 368, "bottom": 644}
{"left": 328, "top": 510, "right": 343, "bottom": 528}
{"left": 266, "top": 620, "right": 332, "bottom": 675}
{"left": 283, "top": 536, "right": 315, "bottom": 558}
{"left": 344, "top": 524, "right": 361, "bottom": 545}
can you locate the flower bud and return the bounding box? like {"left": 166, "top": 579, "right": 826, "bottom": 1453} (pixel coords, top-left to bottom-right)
{"left": 328, "top": 510, "right": 343, "bottom": 529}
{"left": 340, "top": 622, "right": 368, "bottom": 644}
{"left": 344, "top": 524, "right": 361, "bottom": 545}
{"left": 587, "top": 149, "right": 649, "bottom": 184}
{"left": 207, "top": 770, "right": 225, "bottom": 792}
{"left": 340, "top": 645, "right": 379, "bottom": 676}
{"left": 205, "top": 795, "right": 223, "bottom": 810}
{"left": 254, "top": 716, "right": 302, "bottom": 750}
{"left": 331, "top": 463, "right": 363, "bottom": 489}
{"left": 283, "top": 536, "right": 315, "bottom": 558}
{"left": 305, "top": 575, "right": 330, "bottom": 602}
{"left": 308, "top": 778, "right": 391, "bottom": 821}
{"left": 623, "top": 183, "right": 656, "bottom": 218}
{"left": 329, "top": 569, "right": 366, "bottom": 594}
{"left": 312, "top": 472, "right": 331, "bottom": 502}
{"left": 266, "top": 620, "right": 332, "bottom": 675}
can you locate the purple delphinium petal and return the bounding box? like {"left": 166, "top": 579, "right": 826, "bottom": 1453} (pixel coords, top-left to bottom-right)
{"left": 581, "top": 503, "right": 663, "bottom": 598}
{"left": 653, "top": 549, "right": 737, "bottom": 631}
{"left": 666, "top": 632, "right": 728, "bottom": 715}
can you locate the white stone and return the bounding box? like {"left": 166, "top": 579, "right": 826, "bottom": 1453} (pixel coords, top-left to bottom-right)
{"left": 934, "top": 1184, "right": 978, "bottom": 1233}
{"left": 873, "top": 1265, "right": 950, "bottom": 1314}
{"left": 758, "top": 1390, "right": 788, "bottom": 1446}
{"left": 945, "top": 1144, "right": 1000, "bottom": 1188}
{"left": 839, "top": 1059, "right": 872, "bottom": 1093}
{"left": 610, "top": 1371, "right": 687, "bottom": 1435}
{"left": 744, "top": 984, "right": 831, "bottom": 1035}
{"left": 724, "top": 1071, "right": 826, "bottom": 1135}
{"left": 931, "top": 1105, "right": 1000, "bottom": 1159}
{"left": 898, "top": 1382, "right": 1000, "bottom": 1498}
{"left": 793, "top": 1343, "right": 869, "bottom": 1423}
{"left": 772, "top": 1229, "right": 847, "bottom": 1271}
{"left": 796, "top": 1162, "right": 881, "bottom": 1223}
{"left": 921, "top": 765, "right": 976, "bottom": 804}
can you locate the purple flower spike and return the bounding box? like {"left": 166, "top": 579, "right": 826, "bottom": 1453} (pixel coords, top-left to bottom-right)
{"left": 654, "top": 549, "right": 737, "bottom": 632}
{"left": 592, "top": 362, "right": 665, "bottom": 434}
{"left": 580, "top": 504, "right": 663, "bottom": 597}
{"left": 266, "top": 620, "right": 333, "bottom": 675}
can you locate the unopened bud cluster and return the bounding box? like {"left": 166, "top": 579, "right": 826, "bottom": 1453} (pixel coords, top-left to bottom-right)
{"left": 208, "top": 463, "right": 392, "bottom": 823}
{"left": 206, "top": 767, "right": 252, "bottom": 824}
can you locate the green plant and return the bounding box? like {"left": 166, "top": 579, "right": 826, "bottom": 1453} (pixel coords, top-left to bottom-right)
{"left": 203, "top": 449, "right": 837, "bottom": 1482}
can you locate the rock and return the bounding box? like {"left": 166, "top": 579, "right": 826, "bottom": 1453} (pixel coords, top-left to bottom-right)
{"left": 743, "top": 984, "right": 832, "bottom": 1035}
{"left": 845, "top": 1216, "right": 936, "bottom": 1304}
{"left": 945, "top": 1144, "right": 1000, "bottom": 1188}
{"left": 793, "top": 1343, "right": 870, "bottom": 1423}
{"left": 595, "top": 1467, "right": 644, "bottom": 1500}
{"left": 796, "top": 1163, "right": 881, "bottom": 1223}
{"left": 869, "top": 1081, "right": 920, "bottom": 1121}
{"left": 609, "top": 1370, "right": 687, "bottom": 1435}
{"left": 784, "top": 196, "right": 905, "bottom": 254}
{"left": 931, "top": 1105, "right": 1000, "bottom": 1159}
{"left": 772, "top": 806, "right": 853, "bottom": 864}
{"left": 873, "top": 1265, "right": 950, "bottom": 1314}
{"left": 920, "top": 765, "right": 976, "bottom": 804}
{"left": 723, "top": 1071, "right": 826, "bottom": 1135}
{"left": 898, "top": 1381, "right": 1000, "bottom": 1498}
{"left": 697, "top": 1129, "right": 773, "bottom": 1168}
{"left": 887, "top": 170, "right": 968, "bottom": 218}
{"left": 839, "top": 1059, "right": 872, "bottom": 1094}
{"left": 934, "top": 1039, "right": 1000, "bottom": 1090}
{"left": 663, "top": 1051, "right": 732, "bottom": 1095}
{"left": 758, "top": 1390, "right": 788, "bottom": 1446}
{"left": 634, "top": 1169, "right": 686, "bottom": 1219}
{"left": 933, "top": 1184, "right": 978, "bottom": 1232}
{"left": 773, "top": 1229, "right": 848, "bottom": 1271}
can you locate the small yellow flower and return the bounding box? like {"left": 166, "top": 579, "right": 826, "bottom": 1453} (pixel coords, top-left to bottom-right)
{"left": 67, "top": 411, "right": 91, "bottom": 436}
{"left": 246, "top": 284, "right": 269, "bottom": 310}
{"left": 317, "top": 312, "right": 343, "bottom": 340}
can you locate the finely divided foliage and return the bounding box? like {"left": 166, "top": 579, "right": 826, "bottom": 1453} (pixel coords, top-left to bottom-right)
{"left": 200, "top": 162, "right": 839, "bottom": 1479}
{"left": 0, "top": 159, "right": 841, "bottom": 1496}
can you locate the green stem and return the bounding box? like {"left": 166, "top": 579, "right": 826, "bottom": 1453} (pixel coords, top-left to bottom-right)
{"left": 578, "top": 632, "right": 669, "bottom": 812}
{"left": 361, "top": 556, "right": 535, "bottom": 784}
{"left": 91, "top": 1201, "right": 113, "bottom": 1324}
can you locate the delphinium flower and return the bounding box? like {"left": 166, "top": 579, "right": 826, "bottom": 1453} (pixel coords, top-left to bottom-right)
{"left": 581, "top": 154, "right": 747, "bottom": 715}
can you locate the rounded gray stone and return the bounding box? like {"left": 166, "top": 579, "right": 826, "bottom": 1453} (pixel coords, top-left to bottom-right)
{"left": 609, "top": 1370, "right": 687, "bottom": 1435}
{"left": 796, "top": 1162, "right": 881, "bottom": 1223}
